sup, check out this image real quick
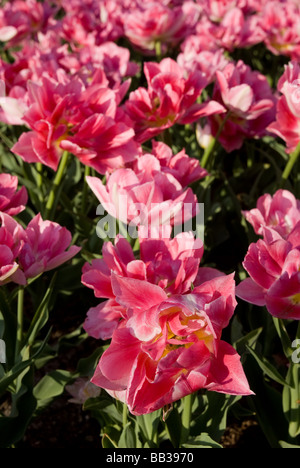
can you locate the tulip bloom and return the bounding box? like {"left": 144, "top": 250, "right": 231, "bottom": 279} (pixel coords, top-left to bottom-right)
{"left": 91, "top": 271, "right": 253, "bottom": 415}
{"left": 236, "top": 225, "right": 300, "bottom": 320}
{"left": 208, "top": 60, "right": 276, "bottom": 152}
{"left": 0, "top": 224, "right": 26, "bottom": 286}
{"left": 12, "top": 73, "right": 138, "bottom": 174}
{"left": 0, "top": 173, "right": 28, "bottom": 216}
{"left": 124, "top": 58, "right": 225, "bottom": 143}
{"left": 123, "top": 2, "right": 200, "bottom": 54}
{"left": 268, "top": 61, "right": 300, "bottom": 153}
{"left": 85, "top": 144, "right": 205, "bottom": 232}
{"left": 242, "top": 189, "right": 300, "bottom": 238}
{"left": 0, "top": 212, "right": 81, "bottom": 281}
{"left": 82, "top": 232, "right": 204, "bottom": 340}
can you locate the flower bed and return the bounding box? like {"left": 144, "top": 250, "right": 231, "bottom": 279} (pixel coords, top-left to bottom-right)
{"left": 0, "top": 0, "right": 300, "bottom": 449}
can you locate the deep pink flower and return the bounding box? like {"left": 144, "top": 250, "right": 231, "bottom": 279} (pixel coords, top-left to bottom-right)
{"left": 243, "top": 189, "right": 300, "bottom": 238}
{"left": 0, "top": 212, "right": 81, "bottom": 280}
{"left": 82, "top": 232, "right": 204, "bottom": 340}
{"left": 124, "top": 58, "right": 225, "bottom": 143}
{"left": 236, "top": 225, "right": 300, "bottom": 320}
{"left": 0, "top": 0, "right": 54, "bottom": 46}
{"left": 91, "top": 271, "right": 253, "bottom": 415}
{"left": 208, "top": 60, "right": 276, "bottom": 152}
{"left": 11, "top": 74, "right": 138, "bottom": 174}
{"left": 0, "top": 173, "right": 28, "bottom": 216}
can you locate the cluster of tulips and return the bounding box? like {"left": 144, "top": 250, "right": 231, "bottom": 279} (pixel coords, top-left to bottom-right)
{"left": 0, "top": 0, "right": 300, "bottom": 449}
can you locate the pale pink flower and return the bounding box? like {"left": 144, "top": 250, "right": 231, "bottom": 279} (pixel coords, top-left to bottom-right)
{"left": 91, "top": 271, "right": 253, "bottom": 415}
{"left": 85, "top": 146, "right": 202, "bottom": 231}
{"left": 66, "top": 378, "right": 101, "bottom": 404}
{"left": 208, "top": 60, "right": 276, "bottom": 152}
{"left": 177, "top": 35, "right": 230, "bottom": 85}
{"left": 123, "top": 2, "right": 201, "bottom": 54}
{"left": 236, "top": 225, "right": 300, "bottom": 320}
{"left": 0, "top": 80, "right": 28, "bottom": 126}
{"left": 124, "top": 58, "right": 225, "bottom": 143}
{"left": 243, "top": 189, "right": 300, "bottom": 238}
{"left": 259, "top": 2, "right": 300, "bottom": 61}
{"left": 0, "top": 173, "right": 28, "bottom": 216}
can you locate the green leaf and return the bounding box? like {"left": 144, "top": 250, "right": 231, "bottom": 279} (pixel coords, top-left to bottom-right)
{"left": 282, "top": 362, "right": 300, "bottom": 438}
{"left": 234, "top": 327, "right": 263, "bottom": 356}
{"left": 272, "top": 318, "right": 293, "bottom": 358}
{"left": 102, "top": 433, "right": 118, "bottom": 448}
{"left": 118, "top": 422, "right": 136, "bottom": 448}
{"left": 0, "top": 366, "right": 36, "bottom": 448}
{"left": 182, "top": 433, "right": 223, "bottom": 448}
{"left": 23, "top": 273, "right": 57, "bottom": 347}
{"left": 33, "top": 369, "right": 75, "bottom": 412}
{"left": 279, "top": 441, "right": 300, "bottom": 448}
{"left": 164, "top": 404, "right": 182, "bottom": 448}
{"left": 246, "top": 345, "right": 288, "bottom": 387}
{"left": 192, "top": 392, "right": 241, "bottom": 442}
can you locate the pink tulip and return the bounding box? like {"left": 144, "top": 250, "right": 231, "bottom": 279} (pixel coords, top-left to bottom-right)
{"left": 124, "top": 58, "right": 225, "bottom": 143}
{"left": 91, "top": 271, "right": 253, "bottom": 415}
{"left": 177, "top": 34, "right": 230, "bottom": 85}
{"left": 123, "top": 2, "right": 200, "bottom": 54}
{"left": 242, "top": 189, "right": 300, "bottom": 238}
{"left": 85, "top": 139, "right": 206, "bottom": 232}
{"left": 0, "top": 80, "right": 28, "bottom": 126}
{"left": 259, "top": 2, "right": 300, "bottom": 61}
{"left": 0, "top": 173, "right": 28, "bottom": 216}
{"left": 236, "top": 224, "right": 300, "bottom": 320}
{"left": 0, "top": 0, "right": 54, "bottom": 46}
{"left": 0, "top": 212, "right": 81, "bottom": 280}
{"left": 268, "top": 61, "right": 300, "bottom": 153}
{"left": 82, "top": 232, "right": 204, "bottom": 340}
{"left": 11, "top": 73, "right": 138, "bottom": 174}
{"left": 66, "top": 378, "right": 101, "bottom": 404}
{"left": 208, "top": 60, "right": 276, "bottom": 152}
{"left": 0, "top": 225, "right": 26, "bottom": 286}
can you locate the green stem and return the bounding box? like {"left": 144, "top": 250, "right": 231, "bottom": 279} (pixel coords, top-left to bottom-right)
{"left": 282, "top": 142, "right": 300, "bottom": 182}
{"left": 180, "top": 393, "right": 193, "bottom": 445}
{"left": 201, "top": 112, "right": 230, "bottom": 171}
{"left": 15, "top": 286, "right": 24, "bottom": 361}
{"left": 81, "top": 164, "right": 90, "bottom": 214}
{"left": 45, "top": 151, "right": 69, "bottom": 220}
{"left": 155, "top": 41, "right": 162, "bottom": 61}
{"left": 122, "top": 403, "right": 128, "bottom": 428}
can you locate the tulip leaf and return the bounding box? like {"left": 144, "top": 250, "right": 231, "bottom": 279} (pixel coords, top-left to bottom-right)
{"left": 182, "top": 433, "right": 223, "bottom": 448}
{"left": 282, "top": 362, "right": 300, "bottom": 438}
{"left": 118, "top": 422, "right": 136, "bottom": 448}
{"left": 246, "top": 345, "right": 288, "bottom": 387}
{"left": 33, "top": 369, "right": 75, "bottom": 412}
